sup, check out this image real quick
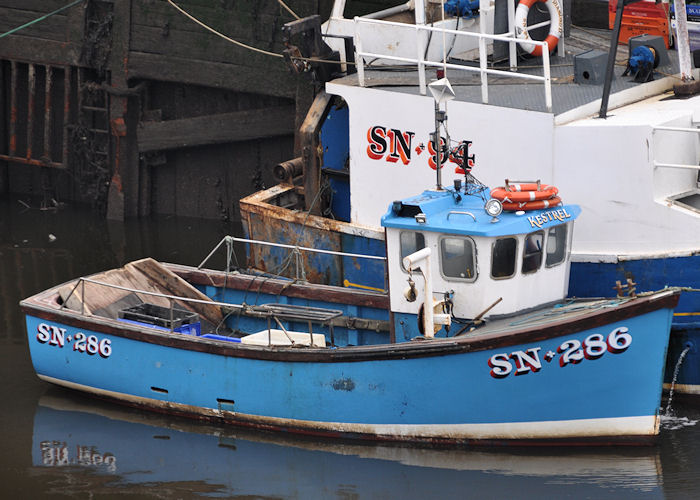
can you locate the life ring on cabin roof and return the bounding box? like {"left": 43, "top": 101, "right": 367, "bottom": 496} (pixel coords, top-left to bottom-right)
{"left": 490, "top": 183, "right": 558, "bottom": 203}
{"left": 500, "top": 197, "right": 562, "bottom": 211}
{"left": 490, "top": 182, "right": 561, "bottom": 211}
{"left": 515, "top": 0, "right": 563, "bottom": 57}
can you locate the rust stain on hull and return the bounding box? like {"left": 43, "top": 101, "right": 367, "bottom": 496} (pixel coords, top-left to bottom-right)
{"left": 240, "top": 184, "right": 384, "bottom": 285}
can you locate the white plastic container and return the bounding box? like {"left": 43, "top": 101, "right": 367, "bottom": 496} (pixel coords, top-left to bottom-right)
{"left": 241, "top": 329, "right": 326, "bottom": 347}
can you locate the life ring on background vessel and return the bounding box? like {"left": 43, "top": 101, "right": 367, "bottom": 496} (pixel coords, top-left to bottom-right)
{"left": 514, "top": 0, "right": 563, "bottom": 57}
{"left": 490, "top": 182, "right": 561, "bottom": 211}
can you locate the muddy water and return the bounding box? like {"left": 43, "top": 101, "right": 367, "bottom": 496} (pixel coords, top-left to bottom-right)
{"left": 2, "top": 198, "right": 700, "bottom": 499}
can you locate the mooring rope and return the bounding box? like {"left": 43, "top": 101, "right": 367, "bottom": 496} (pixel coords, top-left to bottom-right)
{"left": 166, "top": 0, "right": 283, "bottom": 58}
{"left": 165, "top": 0, "right": 352, "bottom": 68}
{"left": 277, "top": 0, "right": 301, "bottom": 20}
{"left": 0, "top": 0, "right": 83, "bottom": 40}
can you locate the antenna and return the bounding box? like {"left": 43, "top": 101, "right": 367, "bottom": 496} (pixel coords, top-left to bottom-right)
{"left": 428, "top": 77, "right": 455, "bottom": 190}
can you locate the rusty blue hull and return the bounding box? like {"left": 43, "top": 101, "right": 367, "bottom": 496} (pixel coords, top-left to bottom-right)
{"left": 21, "top": 264, "right": 679, "bottom": 445}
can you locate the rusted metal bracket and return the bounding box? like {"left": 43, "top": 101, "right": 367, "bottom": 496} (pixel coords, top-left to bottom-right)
{"left": 281, "top": 15, "right": 341, "bottom": 84}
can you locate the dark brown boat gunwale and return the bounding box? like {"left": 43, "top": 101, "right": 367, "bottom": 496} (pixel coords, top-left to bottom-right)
{"left": 167, "top": 263, "right": 390, "bottom": 309}
{"left": 20, "top": 265, "right": 680, "bottom": 363}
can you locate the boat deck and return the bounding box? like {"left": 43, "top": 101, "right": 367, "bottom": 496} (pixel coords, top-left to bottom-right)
{"left": 460, "top": 296, "right": 635, "bottom": 339}
{"left": 22, "top": 257, "right": 680, "bottom": 355}
{"left": 331, "top": 26, "right": 681, "bottom": 116}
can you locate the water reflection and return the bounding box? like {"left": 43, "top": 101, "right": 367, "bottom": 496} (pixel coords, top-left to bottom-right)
{"left": 32, "top": 388, "right": 667, "bottom": 499}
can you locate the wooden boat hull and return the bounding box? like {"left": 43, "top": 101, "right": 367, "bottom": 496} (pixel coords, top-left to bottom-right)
{"left": 21, "top": 272, "right": 679, "bottom": 445}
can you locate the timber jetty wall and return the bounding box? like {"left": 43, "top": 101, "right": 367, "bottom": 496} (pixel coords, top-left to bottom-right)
{"left": 0, "top": 0, "right": 386, "bottom": 220}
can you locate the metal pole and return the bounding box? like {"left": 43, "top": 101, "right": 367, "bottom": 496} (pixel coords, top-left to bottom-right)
{"left": 479, "top": 22, "right": 489, "bottom": 104}
{"left": 331, "top": 0, "right": 346, "bottom": 18}
{"left": 673, "top": 0, "right": 693, "bottom": 81}
{"left": 508, "top": 0, "right": 517, "bottom": 70}
{"left": 415, "top": 0, "right": 428, "bottom": 95}
{"left": 599, "top": 0, "right": 626, "bottom": 118}
{"left": 434, "top": 102, "right": 442, "bottom": 190}
{"left": 354, "top": 18, "right": 366, "bottom": 87}
{"left": 543, "top": 42, "right": 552, "bottom": 113}
{"left": 169, "top": 298, "right": 174, "bottom": 332}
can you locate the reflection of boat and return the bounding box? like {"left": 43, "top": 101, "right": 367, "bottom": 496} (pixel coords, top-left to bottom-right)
{"left": 21, "top": 168, "right": 679, "bottom": 444}
{"left": 33, "top": 389, "right": 665, "bottom": 498}
{"left": 240, "top": 1, "right": 700, "bottom": 394}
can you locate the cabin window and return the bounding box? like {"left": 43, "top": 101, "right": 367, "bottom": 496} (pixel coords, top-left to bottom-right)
{"left": 400, "top": 232, "right": 426, "bottom": 272}
{"left": 491, "top": 238, "right": 517, "bottom": 279}
{"left": 546, "top": 223, "right": 568, "bottom": 267}
{"left": 522, "top": 231, "right": 544, "bottom": 274}
{"left": 440, "top": 237, "right": 476, "bottom": 281}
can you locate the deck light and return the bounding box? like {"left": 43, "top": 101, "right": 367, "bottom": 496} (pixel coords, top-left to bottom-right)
{"left": 485, "top": 198, "right": 502, "bottom": 219}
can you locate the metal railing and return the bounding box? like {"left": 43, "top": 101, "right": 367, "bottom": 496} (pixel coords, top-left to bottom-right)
{"left": 653, "top": 125, "right": 700, "bottom": 171}
{"left": 200, "top": 236, "right": 387, "bottom": 266}
{"left": 61, "top": 276, "right": 243, "bottom": 319}
{"left": 60, "top": 276, "right": 341, "bottom": 347}
{"left": 199, "top": 235, "right": 387, "bottom": 285}
{"left": 353, "top": 16, "right": 553, "bottom": 112}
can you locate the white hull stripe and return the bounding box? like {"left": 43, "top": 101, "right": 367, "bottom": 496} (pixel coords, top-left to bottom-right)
{"left": 40, "top": 375, "right": 659, "bottom": 440}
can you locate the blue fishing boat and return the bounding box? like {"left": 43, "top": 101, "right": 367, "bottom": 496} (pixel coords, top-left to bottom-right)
{"left": 241, "top": 0, "right": 700, "bottom": 395}
{"left": 22, "top": 170, "right": 679, "bottom": 445}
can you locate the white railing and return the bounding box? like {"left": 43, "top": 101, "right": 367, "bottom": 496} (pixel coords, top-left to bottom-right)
{"left": 653, "top": 125, "right": 700, "bottom": 170}
{"left": 353, "top": 16, "right": 553, "bottom": 113}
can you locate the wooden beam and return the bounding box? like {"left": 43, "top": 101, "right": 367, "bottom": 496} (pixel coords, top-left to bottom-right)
{"left": 301, "top": 91, "right": 332, "bottom": 214}
{"left": 137, "top": 105, "right": 295, "bottom": 153}
{"left": 0, "top": 37, "right": 80, "bottom": 67}
{"left": 107, "top": 0, "right": 135, "bottom": 220}
{"left": 0, "top": 61, "right": 7, "bottom": 194}
{"left": 0, "top": 6, "right": 71, "bottom": 41}
{"left": 128, "top": 52, "right": 296, "bottom": 99}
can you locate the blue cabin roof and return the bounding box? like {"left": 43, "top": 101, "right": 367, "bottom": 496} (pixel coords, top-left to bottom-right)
{"left": 381, "top": 186, "right": 581, "bottom": 237}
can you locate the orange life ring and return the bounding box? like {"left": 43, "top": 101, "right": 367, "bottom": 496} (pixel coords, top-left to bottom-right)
{"left": 515, "top": 0, "right": 563, "bottom": 57}
{"left": 501, "top": 196, "right": 562, "bottom": 211}
{"left": 490, "top": 183, "right": 559, "bottom": 203}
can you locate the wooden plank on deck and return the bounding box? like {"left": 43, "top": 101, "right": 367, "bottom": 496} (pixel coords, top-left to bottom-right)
{"left": 127, "top": 258, "right": 224, "bottom": 326}
{"left": 58, "top": 258, "right": 224, "bottom": 328}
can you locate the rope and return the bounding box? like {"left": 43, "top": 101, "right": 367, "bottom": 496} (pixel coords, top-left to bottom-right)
{"left": 165, "top": 1, "right": 351, "bottom": 68}
{"left": 0, "top": 0, "right": 83, "bottom": 40}
{"left": 166, "top": 0, "right": 283, "bottom": 58}
{"left": 277, "top": 0, "right": 301, "bottom": 20}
